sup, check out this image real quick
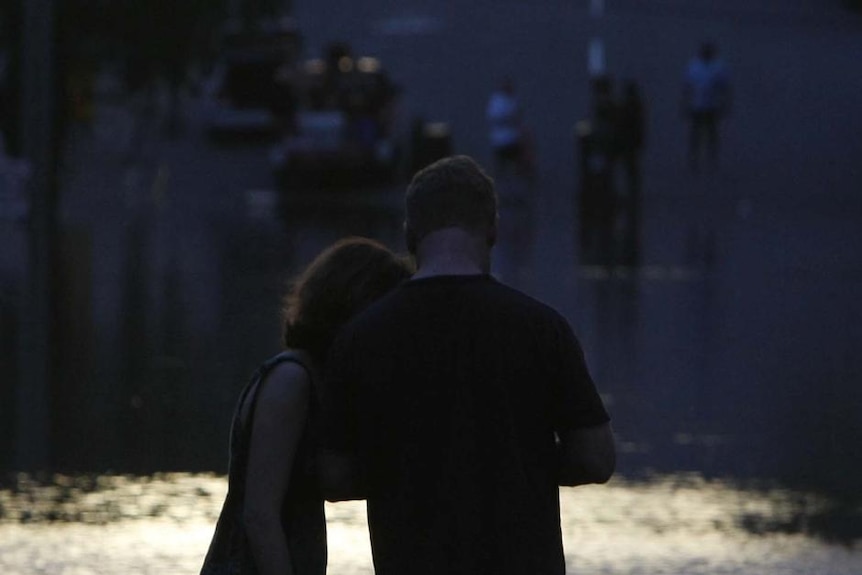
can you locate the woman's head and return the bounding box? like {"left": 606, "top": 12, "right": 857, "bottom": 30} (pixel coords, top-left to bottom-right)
{"left": 282, "top": 237, "right": 412, "bottom": 361}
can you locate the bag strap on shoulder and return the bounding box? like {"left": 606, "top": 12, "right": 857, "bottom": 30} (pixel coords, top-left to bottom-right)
{"left": 241, "top": 350, "right": 318, "bottom": 431}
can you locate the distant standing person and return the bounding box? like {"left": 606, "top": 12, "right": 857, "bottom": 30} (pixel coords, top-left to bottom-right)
{"left": 321, "top": 156, "right": 616, "bottom": 575}
{"left": 580, "top": 75, "right": 620, "bottom": 265}
{"left": 486, "top": 77, "right": 535, "bottom": 178}
{"left": 618, "top": 80, "right": 646, "bottom": 199}
{"left": 617, "top": 80, "right": 646, "bottom": 265}
{"left": 682, "top": 42, "right": 731, "bottom": 171}
{"left": 200, "top": 238, "right": 411, "bottom": 575}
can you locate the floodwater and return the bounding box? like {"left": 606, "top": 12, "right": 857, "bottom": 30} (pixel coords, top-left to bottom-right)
{"left": 0, "top": 473, "right": 860, "bottom": 575}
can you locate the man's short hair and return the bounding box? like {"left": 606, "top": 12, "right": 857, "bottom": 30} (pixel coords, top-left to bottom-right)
{"left": 405, "top": 155, "right": 497, "bottom": 243}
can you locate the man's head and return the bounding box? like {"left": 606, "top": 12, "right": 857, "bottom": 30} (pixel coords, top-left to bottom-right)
{"left": 404, "top": 155, "right": 498, "bottom": 254}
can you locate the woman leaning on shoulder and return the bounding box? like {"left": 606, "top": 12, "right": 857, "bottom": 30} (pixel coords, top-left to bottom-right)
{"left": 201, "top": 237, "right": 412, "bottom": 575}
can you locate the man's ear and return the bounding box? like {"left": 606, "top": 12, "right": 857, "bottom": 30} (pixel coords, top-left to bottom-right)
{"left": 487, "top": 215, "right": 498, "bottom": 247}
{"left": 404, "top": 221, "right": 417, "bottom": 254}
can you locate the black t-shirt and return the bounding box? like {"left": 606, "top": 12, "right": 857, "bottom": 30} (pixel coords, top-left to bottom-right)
{"left": 323, "top": 274, "right": 610, "bottom": 575}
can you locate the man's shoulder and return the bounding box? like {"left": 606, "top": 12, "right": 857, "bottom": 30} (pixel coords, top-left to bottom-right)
{"left": 477, "top": 282, "right": 575, "bottom": 335}
{"left": 335, "top": 283, "right": 409, "bottom": 336}
{"left": 338, "top": 277, "right": 569, "bottom": 335}
{"left": 493, "top": 280, "right": 564, "bottom": 312}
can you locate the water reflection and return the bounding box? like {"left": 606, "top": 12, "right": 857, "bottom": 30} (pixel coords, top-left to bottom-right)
{"left": 0, "top": 473, "right": 859, "bottom": 575}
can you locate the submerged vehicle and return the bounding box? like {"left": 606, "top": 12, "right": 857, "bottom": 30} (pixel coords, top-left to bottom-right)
{"left": 269, "top": 43, "right": 405, "bottom": 189}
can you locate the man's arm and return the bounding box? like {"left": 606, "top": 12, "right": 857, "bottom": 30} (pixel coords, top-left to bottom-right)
{"left": 557, "top": 422, "right": 616, "bottom": 486}
{"left": 319, "top": 448, "right": 365, "bottom": 502}
{"left": 319, "top": 333, "right": 365, "bottom": 502}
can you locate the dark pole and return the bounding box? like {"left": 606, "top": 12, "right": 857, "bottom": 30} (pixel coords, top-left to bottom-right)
{"left": 16, "top": 0, "right": 56, "bottom": 470}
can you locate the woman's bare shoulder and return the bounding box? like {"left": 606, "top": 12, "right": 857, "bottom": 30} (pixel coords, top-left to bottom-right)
{"left": 258, "top": 360, "right": 311, "bottom": 404}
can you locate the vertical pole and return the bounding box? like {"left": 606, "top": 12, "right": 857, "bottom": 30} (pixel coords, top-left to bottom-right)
{"left": 17, "top": 0, "right": 56, "bottom": 470}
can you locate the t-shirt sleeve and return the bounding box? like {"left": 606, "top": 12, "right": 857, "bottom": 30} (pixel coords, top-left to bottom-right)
{"left": 551, "top": 318, "right": 611, "bottom": 431}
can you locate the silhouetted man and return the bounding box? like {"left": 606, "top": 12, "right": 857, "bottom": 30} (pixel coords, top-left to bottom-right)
{"left": 321, "top": 155, "right": 616, "bottom": 575}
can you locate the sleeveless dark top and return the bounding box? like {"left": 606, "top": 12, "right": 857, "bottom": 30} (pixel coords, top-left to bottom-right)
{"left": 227, "top": 350, "right": 326, "bottom": 575}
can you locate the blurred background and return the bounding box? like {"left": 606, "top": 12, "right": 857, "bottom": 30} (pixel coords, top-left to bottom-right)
{"left": 1, "top": 0, "right": 861, "bottom": 573}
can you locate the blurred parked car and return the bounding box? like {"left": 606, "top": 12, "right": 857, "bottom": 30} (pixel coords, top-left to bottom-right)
{"left": 202, "top": 18, "right": 300, "bottom": 139}
{"left": 269, "top": 43, "right": 405, "bottom": 189}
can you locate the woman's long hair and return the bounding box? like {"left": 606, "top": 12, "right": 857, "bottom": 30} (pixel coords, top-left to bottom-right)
{"left": 282, "top": 237, "right": 412, "bottom": 363}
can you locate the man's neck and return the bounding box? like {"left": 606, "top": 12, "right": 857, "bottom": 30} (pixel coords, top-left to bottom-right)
{"left": 412, "top": 257, "right": 486, "bottom": 279}
{"left": 411, "top": 228, "right": 491, "bottom": 280}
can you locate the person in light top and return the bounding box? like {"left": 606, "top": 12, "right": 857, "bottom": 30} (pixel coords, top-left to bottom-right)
{"left": 682, "top": 42, "right": 732, "bottom": 171}
{"left": 486, "top": 77, "right": 533, "bottom": 178}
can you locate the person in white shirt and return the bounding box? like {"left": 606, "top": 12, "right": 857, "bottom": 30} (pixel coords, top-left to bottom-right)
{"left": 486, "top": 77, "right": 531, "bottom": 177}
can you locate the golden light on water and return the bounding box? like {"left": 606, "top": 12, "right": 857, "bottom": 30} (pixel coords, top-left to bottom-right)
{"left": 324, "top": 501, "right": 375, "bottom": 575}
{"left": 0, "top": 473, "right": 859, "bottom": 574}
{"left": 559, "top": 476, "right": 858, "bottom": 575}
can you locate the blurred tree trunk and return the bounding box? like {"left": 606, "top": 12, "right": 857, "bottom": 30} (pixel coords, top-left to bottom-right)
{"left": 1, "top": 1, "right": 23, "bottom": 156}
{"left": 17, "top": 0, "right": 58, "bottom": 472}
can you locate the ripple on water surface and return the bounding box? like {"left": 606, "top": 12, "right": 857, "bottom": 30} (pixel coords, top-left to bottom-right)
{"left": 0, "top": 473, "right": 859, "bottom": 575}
